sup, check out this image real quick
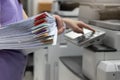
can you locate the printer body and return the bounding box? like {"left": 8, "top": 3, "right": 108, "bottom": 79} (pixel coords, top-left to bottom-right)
{"left": 97, "top": 60, "right": 120, "bottom": 80}
{"left": 77, "top": 0, "right": 120, "bottom": 80}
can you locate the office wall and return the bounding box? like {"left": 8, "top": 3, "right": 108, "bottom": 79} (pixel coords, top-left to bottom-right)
{"left": 33, "top": 0, "right": 54, "bottom": 15}
{"left": 32, "top": 0, "right": 120, "bottom": 15}
{"left": 39, "top": 0, "right": 54, "bottom": 2}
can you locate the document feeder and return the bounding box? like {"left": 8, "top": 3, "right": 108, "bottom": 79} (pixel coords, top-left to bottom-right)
{"left": 64, "top": 28, "right": 105, "bottom": 47}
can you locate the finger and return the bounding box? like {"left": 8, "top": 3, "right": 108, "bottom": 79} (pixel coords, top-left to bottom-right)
{"left": 54, "top": 15, "right": 65, "bottom": 34}
{"left": 78, "top": 21, "right": 95, "bottom": 32}
{"left": 54, "top": 15, "right": 64, "bottom": 29}
{"left": 73, "top": 26, "right": 84, "bottom": 34}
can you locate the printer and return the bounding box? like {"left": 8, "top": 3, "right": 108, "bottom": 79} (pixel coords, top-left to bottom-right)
{"left": 64, "top": 0, "right": 120, "bottom": 80}
{"left": 52, "top": 0, "right": 80, "bottom": 20}
{"left": 82, "top": 19, "right": 120, "bottom": 80}
{"left": 77, "top": 0, "right": 120, "bottom": 80}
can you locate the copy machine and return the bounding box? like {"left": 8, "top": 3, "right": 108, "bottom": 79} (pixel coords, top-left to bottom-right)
{"left": 79, "top": 1, "right": 120, "bottom": 80}
{"left": 64, "top": 20, "right": 120, "bottom": 80}
{"left": 64, "top": 0, "right": 120, "bottom": 80}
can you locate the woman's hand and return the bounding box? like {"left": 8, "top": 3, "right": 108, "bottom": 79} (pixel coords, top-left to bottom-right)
{"left": 54, "top": 15, "right": 65, "bottom": 34}
{"left": 54, "top": 15, "right": 95, "bottom": 34}
{"left": 63, "top": 18, "right": 95, "bottom": 34}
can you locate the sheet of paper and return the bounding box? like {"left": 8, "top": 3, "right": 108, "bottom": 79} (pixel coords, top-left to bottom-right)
{"left": 65, "top": 28, "right": 93, "bottom": 39}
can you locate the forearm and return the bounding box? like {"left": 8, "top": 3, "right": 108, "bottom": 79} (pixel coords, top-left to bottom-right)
{"left": 62, "top": 18, "right": 72, "bottom": 28}
{"left": 22, "top": 10, "right": 28, "bottom": 19}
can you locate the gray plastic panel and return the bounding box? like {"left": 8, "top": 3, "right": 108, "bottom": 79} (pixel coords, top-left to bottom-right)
{"left": 90, "top": 20, "right": 120, "bottom": 31}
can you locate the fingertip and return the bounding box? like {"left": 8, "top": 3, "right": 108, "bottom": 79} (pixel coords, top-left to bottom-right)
{"left": 90, "top": 28, "right": 96, "bottom": 33}
{"left": 77, "top": 27, "right": 84, "bottom": 34}
{"left": 78, "top": 21, "right": 95, "bottom": 32}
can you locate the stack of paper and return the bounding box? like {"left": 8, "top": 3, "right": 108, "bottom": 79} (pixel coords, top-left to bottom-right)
{"left": 0, "top": 12, "right": 57, "bottom": 49}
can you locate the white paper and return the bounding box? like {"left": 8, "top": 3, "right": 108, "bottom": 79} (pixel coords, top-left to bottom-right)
{"left": 0, "top": 12, "right": 58, "bottom": 49}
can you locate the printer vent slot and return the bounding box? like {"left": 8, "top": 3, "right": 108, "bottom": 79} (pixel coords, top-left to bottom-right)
{"left": 118, "top": 65, "right": 120, "bottom": 70}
